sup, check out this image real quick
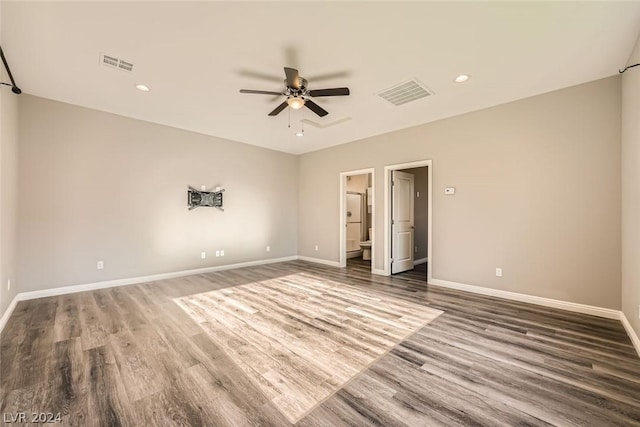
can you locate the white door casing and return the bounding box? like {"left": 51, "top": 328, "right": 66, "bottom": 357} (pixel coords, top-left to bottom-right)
{"left": 391, "top": 170, "right": 414, "bottom": 274}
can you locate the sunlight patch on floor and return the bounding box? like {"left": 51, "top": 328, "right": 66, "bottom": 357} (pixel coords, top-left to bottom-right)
{"left": 175, "top": 273, "right": 442, "bottom": 423}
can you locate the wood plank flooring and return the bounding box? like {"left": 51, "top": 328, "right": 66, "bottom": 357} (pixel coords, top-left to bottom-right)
{"left": 1, "top": 259, "right": 639, "bottom": 426}
{"left": 175, "top": 271, "right": 442, "bottom": 423}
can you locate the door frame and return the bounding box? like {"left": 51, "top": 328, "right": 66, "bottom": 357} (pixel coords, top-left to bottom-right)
{"left": 339, "top": 168, "right": 375, "bottom": 270}
{"left": 384, "top": 160, "right": 432, "bottom": 281}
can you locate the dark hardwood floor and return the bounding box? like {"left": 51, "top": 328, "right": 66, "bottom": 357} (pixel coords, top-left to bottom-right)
{"left": 1, "top": 259, "right": 639, "bottom": 426}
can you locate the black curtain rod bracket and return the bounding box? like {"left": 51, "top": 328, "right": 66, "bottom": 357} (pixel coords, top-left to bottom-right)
{"left": 619, "top": 63, "right": 640, "bottom": 74}
{"left": 0, "top": 45, "right": 21, "bottom": 95}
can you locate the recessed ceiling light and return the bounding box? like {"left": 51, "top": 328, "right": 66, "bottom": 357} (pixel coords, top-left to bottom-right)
{"left": 296, "top": 131, "right": 304, "bottom": 137}
{"left": 135, "top": 84, "right": 150, "bottom": 92}
{"left": 454, "top": 74, "right": 470, "bottom": 83}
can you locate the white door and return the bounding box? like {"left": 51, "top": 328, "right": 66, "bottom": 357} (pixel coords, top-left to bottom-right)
{"left": 391, "top": 170, "right": 414, "bottom": 274}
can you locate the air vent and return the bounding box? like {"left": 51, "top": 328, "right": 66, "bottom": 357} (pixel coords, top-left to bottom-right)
{"left": 118, "top": 60, "right": 133, "bottom": 72}
{"left": 376, "top": 78, "right": 433, "bottom": 106}
{"left": 100, "top": 53, "right": 134, "bottom": 72}
{"left": 102, "top": 55, "right": 119, "bottom": 68}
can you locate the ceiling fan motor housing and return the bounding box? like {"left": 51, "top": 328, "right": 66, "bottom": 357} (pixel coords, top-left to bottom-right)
{"left": 287, "top": 77, "right": 308, "bottom": 95}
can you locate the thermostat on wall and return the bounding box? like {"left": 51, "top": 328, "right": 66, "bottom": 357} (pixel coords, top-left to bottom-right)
{"left": 444, "top": 187, "right": 455, "bottom": 195}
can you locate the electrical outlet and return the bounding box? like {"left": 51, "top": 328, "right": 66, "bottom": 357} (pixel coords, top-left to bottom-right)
{"left": 315, "top": 245, "right": 319, "bottom": 251}
{"left": 266, "top": 246, "right": 270, "bottom": 252}
{"left": 200, "top": 185, "right": 206, "bottom": 191}
{"left": 97, "top": 261, "right": 104, "bottom": 270}
{"left": 7, "top": 279, "right": 10, "bottom": 291}
{"left": 416, "top": 191, "right": 420, "bottom": 198}
{"left": 220, "top": 250, "right": 224, "bottom": 256}
{"left": 496, "top": 268, "right": 502, "bottom": 277}
{"left": 215, "top": 250, "right": 220, "bottom": 257}
{"left": 201, "top": 252, "right": 206, "bottom": 259}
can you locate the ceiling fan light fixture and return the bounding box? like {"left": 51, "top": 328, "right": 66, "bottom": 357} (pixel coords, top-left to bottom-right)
{"left": 287, "top": 96, "right": 305, "bottom": 110}
{"left": 240, "top": 67, "right": 348, "bottom": 118}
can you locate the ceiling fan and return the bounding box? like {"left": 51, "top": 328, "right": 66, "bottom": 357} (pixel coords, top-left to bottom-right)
{"left": 239, "top": 67, "right": 350, "bottom": 117}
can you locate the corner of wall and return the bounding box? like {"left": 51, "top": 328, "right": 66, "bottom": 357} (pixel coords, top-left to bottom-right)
{"left": 621, "top": 30, "right": 640, "bottom": 351}
{"left": 0, "top": 29, "right": 21, "bottom": 326}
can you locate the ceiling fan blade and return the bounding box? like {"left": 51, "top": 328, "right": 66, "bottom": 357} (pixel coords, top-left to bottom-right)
{"left": 284, "top": 67, "right": 300, "bottom": 89}
{"left": 308, "top": 87, "right": 350, "bottom": 97}
{"left": 240, "top": 89, "right": 283, "bottom": 95}
{"left": 268, "top": 101, "right": 289, "bottom": 116}
{"left": 307, "top": 70, "right": 351, "bottom": 82}
{"left": 237, "top": 69, "right": 283, "bottom": 83}
{"left": 304, "top": 99, "right": 329, "bottom": 117}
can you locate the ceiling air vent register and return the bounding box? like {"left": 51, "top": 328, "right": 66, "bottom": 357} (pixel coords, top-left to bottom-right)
{"left": 100, "top": 53, "right": 134, "bottom": 72}
{"left": 376, "top": 78, "right": 433, "bottom": 106}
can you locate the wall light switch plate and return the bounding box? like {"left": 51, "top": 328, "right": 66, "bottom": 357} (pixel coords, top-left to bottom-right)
{"left": 496, "top": 268, "right": 502, "bottom": 277}
{"left": 201, "top": 252, "right": 206, "bottom": 259}
{"left": 220, "top": 250, "right": 224, "bottom": 256}
{"left": 315, "top": 245, "right": 319, "bottom": 251}
{"left": 266, "top": 246, "right": 270, "bottom": 252}
{"left": 445, "top": 187, "right": 455, "bottom": 195}
{"left": 97, "top": 261, "right": 104, "bottom": 270}
{"left": 215, "top": 250, "right": 220, "bottom": 257}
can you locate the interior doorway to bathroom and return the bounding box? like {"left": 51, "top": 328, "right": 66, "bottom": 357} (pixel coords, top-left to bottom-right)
{"left": 339, "top": 168, "right": 374, "bottom": 272}
{"left": 384, "top": 160, "right": 432, "bottom": 282}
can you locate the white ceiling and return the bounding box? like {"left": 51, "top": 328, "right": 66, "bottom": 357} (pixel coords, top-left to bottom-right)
{"left": 3, "top": 1, "right": 640, "bottom": 155}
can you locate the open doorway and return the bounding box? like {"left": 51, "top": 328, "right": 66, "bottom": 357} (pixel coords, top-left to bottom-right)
{"left": 384, "top": 160, "right": 432, "bottom": 282}
{"left": 339, "top": 168, "right": 374, "bottom": 272}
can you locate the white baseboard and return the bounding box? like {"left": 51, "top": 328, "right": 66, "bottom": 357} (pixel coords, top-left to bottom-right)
{"left": 17, "top": 256, "right": 298, "bottom": 302}
{"left": 429, "top": 278, "right": 620, "bottom": 320}
{"left": 620, "top": 311, "right": 640, "bottom": 357}
{"left": 414, "top": 258, "right": 427, "bottom": 266}
{"left": 0, "top": 295, "right": 19, "bottom": 334}
{"left": 297, "top": 256, "right": 341, "bottom": 268}
{"left": 372, "top": 268, "right": 386, "bottom": 276}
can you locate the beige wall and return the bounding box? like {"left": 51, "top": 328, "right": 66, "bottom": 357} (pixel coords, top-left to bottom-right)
{"left": 299, "top": 76, "right": 622, "bottom": 309}
{"left": 622, "top": 33, "right": 640, "bottom": 337}
{"left": 0, "top": 4, "right": 21, "bottom": 319}
{"left": 404, "top": 167, "right": 428, "bottom": 261}
{"left": 17, "top": 95, "right": 298, "bottom": 292}
{"left": 4, "top": 73, "right": 628, "bottom": 315}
